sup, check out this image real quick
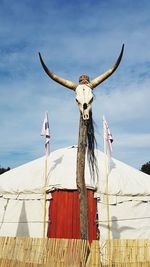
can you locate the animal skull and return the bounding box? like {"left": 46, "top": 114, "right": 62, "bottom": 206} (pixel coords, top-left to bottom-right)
{"left": 75, "top": 84, "right": 93, "bottom": 120}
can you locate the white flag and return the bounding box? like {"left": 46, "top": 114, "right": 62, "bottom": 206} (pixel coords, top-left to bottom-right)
{"left": 41, "top": 112, "right": 50, "bottom": 157}
{"left": 103, "top": 115, "right": 113, "bottom": 157}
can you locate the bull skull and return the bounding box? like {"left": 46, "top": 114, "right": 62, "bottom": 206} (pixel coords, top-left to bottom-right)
{"left": 39, "top": 44, "right": 124, "bottom": 120}
{"left": 75, "top": 84, "right": 93, "bottom": 120}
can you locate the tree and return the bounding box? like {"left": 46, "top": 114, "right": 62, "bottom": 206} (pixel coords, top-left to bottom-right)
{"left": 0, "top": 166, "right": 10, "bottom": 175}
{"left": 140, "top": 161, "right": 150, "bottom": 175}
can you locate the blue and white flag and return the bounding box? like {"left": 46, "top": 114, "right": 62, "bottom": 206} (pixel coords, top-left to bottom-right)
{"left": 41, "top": 112, "right": 50, "bottom": 157}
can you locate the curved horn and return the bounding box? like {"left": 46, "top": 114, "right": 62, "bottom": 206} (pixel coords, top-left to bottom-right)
{"left": 90, "top": 44, "right": 124, "bottom": 89}
{"left": 39, "top": 53, "right": 77, "bottom": 90}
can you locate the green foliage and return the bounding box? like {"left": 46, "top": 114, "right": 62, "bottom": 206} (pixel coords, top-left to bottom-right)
{"left": 140, "top": 161, "right": 150, "bottom": 175}
{"left": 0, "top": 166, "right": 10, "bottom": 175}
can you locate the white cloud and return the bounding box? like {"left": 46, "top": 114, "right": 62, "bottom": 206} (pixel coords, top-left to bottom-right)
{"left": 114, "top": 133, "right": 150, "bottom": 148}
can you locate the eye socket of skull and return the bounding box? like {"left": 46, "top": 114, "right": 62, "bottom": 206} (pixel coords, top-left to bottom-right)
{"left": 83, "top": 103, "right": 88, "bottom": 110}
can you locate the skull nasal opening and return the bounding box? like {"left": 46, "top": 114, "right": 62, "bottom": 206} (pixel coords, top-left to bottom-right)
{"left": 83, "top": 103, "right": 88, "bottom": 110}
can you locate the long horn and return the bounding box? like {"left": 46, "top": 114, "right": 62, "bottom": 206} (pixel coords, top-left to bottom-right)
{"left": 90, "top": 44, "right": 124, "bottom": 89}
{"left": 39, "top": 53, "right": 77, "bottom": 90}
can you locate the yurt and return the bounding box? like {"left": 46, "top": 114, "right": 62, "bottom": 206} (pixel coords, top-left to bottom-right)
{"left": 0, "top": 146, "right": 150, "bottom": 243}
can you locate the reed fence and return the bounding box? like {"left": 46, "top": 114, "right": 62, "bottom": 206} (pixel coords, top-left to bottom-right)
{"left": 88, "top": 240, "right": 150, "bottom": 267}
{"left": 0, "top": 237, "right": 150, "bottom": 266}
{"left": 0, "top": 237, "right": 89, "bottom": 266}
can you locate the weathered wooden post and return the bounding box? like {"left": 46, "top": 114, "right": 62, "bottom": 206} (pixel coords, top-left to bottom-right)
{"left": 39, "top": 44, "right": 124, "bottom": 240}
{"left": 76, "top": 114, "right": 88, "bottom": 239}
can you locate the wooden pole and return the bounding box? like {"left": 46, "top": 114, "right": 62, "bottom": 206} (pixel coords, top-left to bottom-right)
{"left": 103, "top": 129, "right": 111, "bottom": 262}
{"left": 104, "top": 150, "right": 111, "bottom": 242}
{"left": 43, "top": 157, "right": 48, "bottom": 238}
{"left": 76, "top": 115, "right": 88, "bottom": 240}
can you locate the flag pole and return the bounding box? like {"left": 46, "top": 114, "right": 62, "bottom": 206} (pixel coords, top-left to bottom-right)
{"left": 104, "top": 139, "right": 111, "bottom": 242}
{"left": 41, "top": 111, "right": 50, "bottom": 238}
{"left": 43, "top": 156, "right": 48, "bottom": 238}
{"left": 103, "top": 116, "right": 111, "bottom": 241}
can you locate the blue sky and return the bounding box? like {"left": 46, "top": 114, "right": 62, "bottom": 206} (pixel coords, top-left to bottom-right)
{"left": 0, "top": 0, "right": 150, "bottom": 170}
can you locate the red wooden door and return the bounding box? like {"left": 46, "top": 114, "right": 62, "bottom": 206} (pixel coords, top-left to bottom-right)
{"left": 47, "top": 190, "right": 97, "bottom": 243}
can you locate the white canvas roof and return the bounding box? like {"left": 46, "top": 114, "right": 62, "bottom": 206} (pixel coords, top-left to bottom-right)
{"left": 0, "top": 146, "right": 149, "bottom": 198}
